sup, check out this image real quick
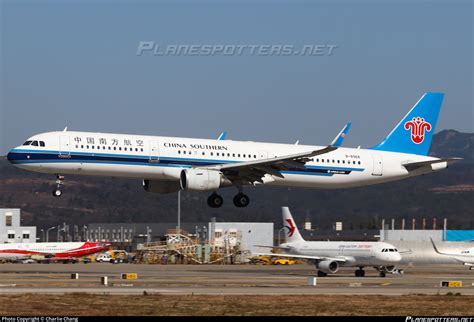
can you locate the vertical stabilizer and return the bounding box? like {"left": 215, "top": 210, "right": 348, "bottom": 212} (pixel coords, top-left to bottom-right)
{"left": 282, "top": 207, "right": 305, "bottom": 243}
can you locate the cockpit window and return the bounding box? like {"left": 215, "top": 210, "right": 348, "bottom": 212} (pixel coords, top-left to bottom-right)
{"left": 31, "top": 141, "right": 38, "bottom": 146}
{"left": 39, "top": 141, "right": 45, "bottom": 147}
{"left": 23, "top": 141, "right": 32, "bottom": 146}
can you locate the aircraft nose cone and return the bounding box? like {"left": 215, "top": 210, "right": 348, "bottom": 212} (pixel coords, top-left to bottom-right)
{"left": 6, "top": 150, "right": 14, "bottom": 163}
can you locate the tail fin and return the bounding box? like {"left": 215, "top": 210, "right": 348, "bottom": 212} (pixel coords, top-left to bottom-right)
{"left": 371, "top": 92, "right": 444, "bottom": 155}
{"left": 282, "top": 207, "right": 305, "bottom": 243}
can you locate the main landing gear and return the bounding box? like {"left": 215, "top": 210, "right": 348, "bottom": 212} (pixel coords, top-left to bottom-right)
{"left": 355, "top": 268, "right": 365, "bottom": 277}
{"left": 52, "top": 175, "right": 64, "bottom": 197}
{"left": 206, "top": 189, "right": 250, "bottom": 208}
{"left": 207, "top": 193, "right": 224, "bottom": 208}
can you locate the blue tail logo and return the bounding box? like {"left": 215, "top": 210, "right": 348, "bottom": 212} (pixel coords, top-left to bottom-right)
{"left": 371, "top": 92, "right": 444, "bottom": 155}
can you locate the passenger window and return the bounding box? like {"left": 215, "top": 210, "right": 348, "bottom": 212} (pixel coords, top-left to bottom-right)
{"left": 119, "top": 147, "right": 122, "bottom": 151}
{"left": 108, "top": 147, "right": 111, "bottom": 150}
{"left": 81, "top": 145, "right": 84, "bottom": 149}
{"left": 86, "top": 145, "right": 89, "bottom": 149}
{"left": 238, "top": 154, "right": 241, "bottom": 157}
{"left": 232, "top": 153, "right": 235, "bottom": 157}
{"left": 211, "top": 152, "right": 213, "bottom": 156}
{"left": 337, "top": 160, "right": 340, "bottom": 163}
{"left": 217, "top": 153, "right": 220, "bottom": 156}
{"left": 113, "top": 147, "right": 116, "bottom": 150}
{"left": 358, "top": 161, "right": 361, "bottom": 165}
{"left": 178, "top": 151, "right": 181, "bottom": 154}
{"left": 141, "top": 148, "right": 143, "bottom": 152}
{"left": 202, "top": 152, "right": 205, "bottom": 156}
{"left": 254, "top": 155, "right": 256, "bottom": 158}
{"left": 243, "top": 154, "right": 246, "bottom": 158}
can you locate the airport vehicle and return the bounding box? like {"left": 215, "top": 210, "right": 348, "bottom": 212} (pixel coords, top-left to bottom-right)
{"left": 7, "top": 93, "right": 460, "bottom": 207}
{"left": 0, "top": 241, "right": 111, "bottom": 261}
{"left": 430, "top": 238, "right": 474, "bottom": 269}
{"left": 95, "top": 253, "right": 113, "bottom": 263}
{"left": 255, "top": 207, "right": 403, "bottom": 277}
{"left": 272, "top": 258, "right": 303, "bottom": 265}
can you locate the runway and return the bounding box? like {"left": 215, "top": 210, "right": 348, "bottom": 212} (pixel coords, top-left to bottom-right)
{"left": 0, "top": 263, "right": 473, "bottom": 295}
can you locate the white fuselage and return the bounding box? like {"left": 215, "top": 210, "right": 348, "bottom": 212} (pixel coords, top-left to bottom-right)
{"left": 281, "top": 241, "right": 401, "bottom": 267}
{"left": 7, "top": 131, "right": 443, "bottom": 190}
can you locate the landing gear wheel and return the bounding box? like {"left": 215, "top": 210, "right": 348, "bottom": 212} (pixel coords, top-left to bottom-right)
{"left": 53, "top": 175, "right": 65, "bottom": 198}
{"left": 379, "top": 271, "right": 386, "bottom": 278}
{"left": 355, "top": 269, "right": 365, "bottom": 277}
{"left": 233, "top": 193, "right": 250, "bottom": 208}
{"left": 317, "top": 270, "right": 327, "bottom": 277}
{"left": 52, "top": 188, "right": 62, "bottom": 197}
{"left": 207, "top": 193, "right": 223, "bottom": 208}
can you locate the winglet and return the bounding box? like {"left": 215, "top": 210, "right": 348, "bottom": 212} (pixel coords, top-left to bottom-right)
{"left": 429, "top": 238, "right": 443, "bottom": 255}
{"left": 217, "top": 131, "right": 228, "bottom": 140}
{"left": 330, "top": 122, "right": 351, "bottom": 147}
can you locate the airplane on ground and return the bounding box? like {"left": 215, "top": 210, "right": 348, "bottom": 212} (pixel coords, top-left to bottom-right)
{"left": 6, "top": 92, "right": 460, "bottom": 207}
{"left": 254, "top": 207, "right": 403, "bottom": 277}
{"left": 0, "top": 241, "right": 111, "bottom": 262}
{"left": 430, "top": 238, "right": 474, "bottom": 269}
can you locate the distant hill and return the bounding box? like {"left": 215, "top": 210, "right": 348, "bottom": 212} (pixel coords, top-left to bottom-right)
{"left": 430, "top": 130, "right": 474, "bottom": 160}
{"left": 0, "top": 130, "right": 473, "bottom": 231}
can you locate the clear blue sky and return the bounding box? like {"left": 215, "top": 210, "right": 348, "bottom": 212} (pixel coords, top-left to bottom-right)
{"left": 1, "top": 0, "right": 472, "bottom": 155}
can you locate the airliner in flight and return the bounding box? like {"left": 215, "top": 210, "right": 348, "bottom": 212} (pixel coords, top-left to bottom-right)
{"left": 255, "top": 207, "right": 402, "bottom": 277}
{"left": 7, "top": 92, "right": 459, "bottom": 207}
{"left": 0, "top": 241, "right": 110, "bottom": 262}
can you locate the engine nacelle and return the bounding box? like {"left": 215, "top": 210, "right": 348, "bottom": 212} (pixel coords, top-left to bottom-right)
{"left": 316, "top": 260, "right": 339, "bottom": 274}
{"left": 180, "top": 169, "right": 225, "bottom": 191}
{"left": 142, "top": 179, "right": 181, "bottom": 194}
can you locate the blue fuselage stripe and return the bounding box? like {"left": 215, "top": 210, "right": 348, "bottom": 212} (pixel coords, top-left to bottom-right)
{"left": 7, "top": 150, "right": 365, "bottom": 176}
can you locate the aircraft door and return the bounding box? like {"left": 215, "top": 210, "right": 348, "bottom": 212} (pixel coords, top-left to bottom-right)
{"left": 371, "top": 154, "right": 383, "bottom": 176}
{"left": 149, "top": 140, "right": 160, "bottom": 163}
{"left": 59, "top": 136, "right": 71, "bottom": 158}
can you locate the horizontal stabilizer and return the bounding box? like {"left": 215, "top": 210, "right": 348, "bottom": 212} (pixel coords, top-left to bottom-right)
{"left": 402, "top": 158, "right": 462, "bottom": 172}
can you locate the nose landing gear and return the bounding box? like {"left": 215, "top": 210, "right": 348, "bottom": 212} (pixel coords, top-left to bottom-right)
{"left": 52, "top": 175, "right": 64, "bottom": 197}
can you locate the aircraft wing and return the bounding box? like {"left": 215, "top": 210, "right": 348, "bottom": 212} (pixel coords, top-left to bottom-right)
{"left": 252, "top": 252, "right": 347, "bottom": 262}
{"left": 428, "top": 238, "right": 474, "bottom": 265}
{"left": 402, "top": 158, "right": 462, "bottom": 172}
{"left": 199, "top": 145, "right": 337, "bottom": 184}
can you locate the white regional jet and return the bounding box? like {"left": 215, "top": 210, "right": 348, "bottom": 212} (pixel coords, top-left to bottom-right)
{"left": 430, "top": 238, "right": 474, "bottom": 269}
{"left": 7, "top": 92, "right": 459, "bottom": 207}
{"left": 256, "top": 207, "right": 402, "bottom": 277}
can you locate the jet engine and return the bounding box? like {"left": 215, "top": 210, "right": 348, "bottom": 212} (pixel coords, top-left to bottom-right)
{"left": 142, "top": 179, "right": 181, "bottom": 194}
{"left": 180, "top": 169, "right": 229, "bottom": 191}
{"left": 316, "top": 260, "right": 339, "bottom": 274}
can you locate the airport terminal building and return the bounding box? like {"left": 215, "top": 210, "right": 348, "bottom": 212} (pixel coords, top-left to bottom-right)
{"left": 0, "top": 208, "right": 36, "bottom": 243}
